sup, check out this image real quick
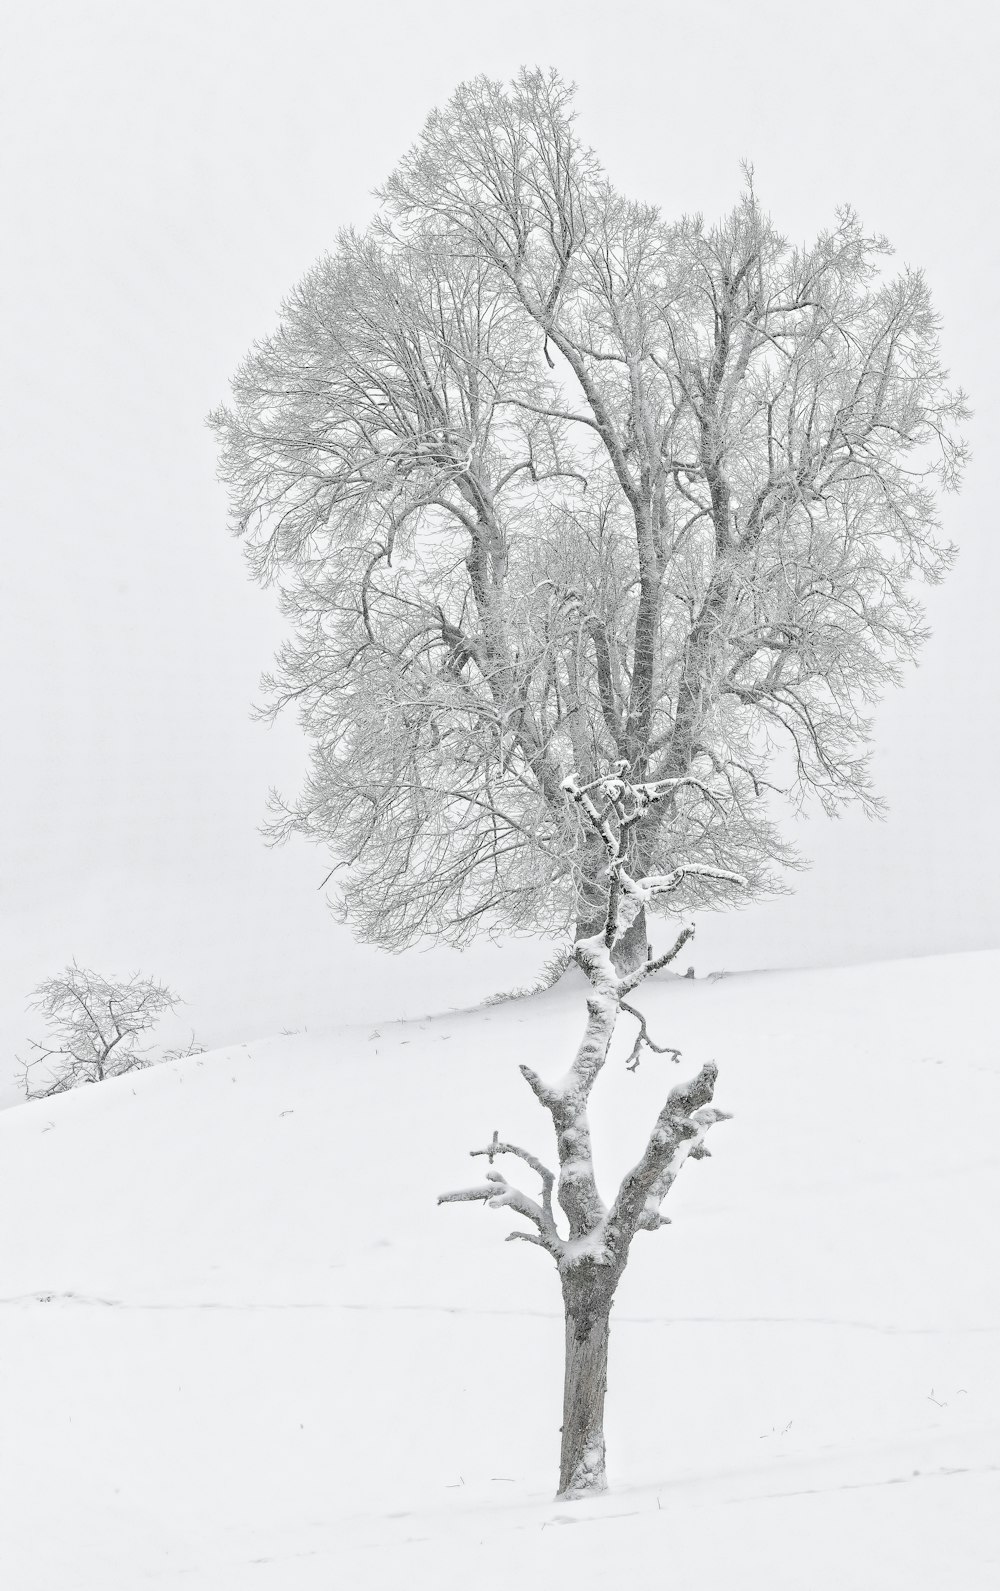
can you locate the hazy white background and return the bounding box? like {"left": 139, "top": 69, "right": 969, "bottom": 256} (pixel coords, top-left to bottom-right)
{"left": 2, "top": 0, "right": 997, "bottom": 1099}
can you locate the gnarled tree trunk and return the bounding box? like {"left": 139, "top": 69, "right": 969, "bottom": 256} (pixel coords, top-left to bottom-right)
{"left": 559, "top": 1265, "right": 620, "bottom": 1496}
{"left": 575, "top": 905, "right": 648, "bottom": 976}
{"left": 439, "top": 772, "right": 745, "bottom": 1499}
{"left": 572, "top": 833, "right": 651, "bottom": 967}
{"left": 575, "top": 829, "right": 652, "bottom": 977}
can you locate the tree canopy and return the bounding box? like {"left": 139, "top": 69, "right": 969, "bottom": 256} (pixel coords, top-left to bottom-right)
{"left": 210, "top": 69, "right": 967, "bottom": 961}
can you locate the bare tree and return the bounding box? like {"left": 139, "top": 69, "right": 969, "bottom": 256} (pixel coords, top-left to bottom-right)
{"left": 441, "top": 769, "right": 744, "bottom": 1495}
{"left": 209, "top": 69, "right": 967, "bottom": 973}
{"left": 208, "top": 69, "right": 966, "bottom": 1497}
{"left": 17, "top": 965, "right": 185, "bottom": 1099}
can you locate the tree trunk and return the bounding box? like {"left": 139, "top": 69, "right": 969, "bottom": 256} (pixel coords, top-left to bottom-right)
{"left": 575, "top": 830, "right": 612, "bottom": 945}
{"left": 612, "top": 909, "right": 649, "bottom": 976}
{"left": 558, "top": 1275, "right": 618, "bottom": 1497}
{"left": 574, "top": 907, "right": 648, "bottom": 977}
{"left": 574, "top": 827, "right": 651, "bottom": 977}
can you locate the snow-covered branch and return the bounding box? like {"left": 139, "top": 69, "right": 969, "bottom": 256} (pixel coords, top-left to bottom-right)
{"left": 438, "top": 1135, "right": 566, "bottom": 1257}
{"left": 564, "top": 769, "right": 747, "bottom": 977}
{"left": 631, "top": 863, "right": 749, "bottom": 904}
{"left": 471, "top": 1133, "right": 560, "bottom": 1246}
{"left": 608, "top": 1061, "right": 732, "bottom": 1242}
{"left": 619, "top": 922, "right": 695, "bottom": 997}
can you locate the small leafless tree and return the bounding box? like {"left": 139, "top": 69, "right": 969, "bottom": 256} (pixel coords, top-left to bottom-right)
{"left": 441, "top": 769, "right": 744, "bottom": 1496}
{"left": 17, "top": 965, "right": 185, "bottom": 1099}
{"left": 209, "top": 69, "right": 967, "bottom": 974}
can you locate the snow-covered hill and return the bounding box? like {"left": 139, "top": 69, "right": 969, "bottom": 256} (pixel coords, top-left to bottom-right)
{"left": 1, "top": 952, "right": 997, "bottom": 1589}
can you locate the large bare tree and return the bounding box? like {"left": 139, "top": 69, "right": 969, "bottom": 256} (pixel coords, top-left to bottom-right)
{"left": 210, "top": 69, "right": 966, "bottom": 972}
{"left": 210, "top": 69, "right": 966, "bottom": 1496}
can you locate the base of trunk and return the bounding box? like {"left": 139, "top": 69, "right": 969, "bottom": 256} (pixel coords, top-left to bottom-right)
{"left": 558, "top": 1284, "right": 614, "bottom": 1498}
{"left": 559, "top": 1443, "right": 608, "bottom": 1499}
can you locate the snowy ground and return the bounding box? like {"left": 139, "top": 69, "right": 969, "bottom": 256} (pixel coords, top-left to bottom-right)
{"left": 1, "top": 950, "right": 997, "bottom": 1588}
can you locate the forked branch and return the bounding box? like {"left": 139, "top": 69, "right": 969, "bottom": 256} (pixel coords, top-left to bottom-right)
{"left": 619, "top": 998, "right": 682, "bottom": 1073}
{"left": 438, "top": 1133, "right": 565, "bottom": 1256}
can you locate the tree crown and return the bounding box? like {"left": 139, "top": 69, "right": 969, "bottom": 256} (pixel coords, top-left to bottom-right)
{"left": 209, "top": 68, "right": 968, "bottom": 952}
{"left": 18, "top": 964, "right": 182, "bottom": 1098}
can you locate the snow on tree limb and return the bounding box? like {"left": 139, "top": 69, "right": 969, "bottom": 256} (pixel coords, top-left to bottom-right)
{"left": 521, "top": 1039, "right": 611, "bottom": 1243}
{"left": 438, "top": 1166, "right": 566, "bottom": 1258}
{"left": 470, "top": 1136, "right": 560, "bottom": 1246}
{"left": 563, "top": 770, "right": 747, "bottom": 972}
{"left": 437, "top": 1184, "right": 508, "bottom": 1207}
{"left": 633, "top": 864, "right": 749, "bottom": 902}
{"left": 619, "top": 923, "right": 695, "bottom": 996}
{"left": 470, "top": 1133, "right": 555, "bottom": 1188}
{"left": 608, "top": 1062, "right": 731, "bottom": 1242}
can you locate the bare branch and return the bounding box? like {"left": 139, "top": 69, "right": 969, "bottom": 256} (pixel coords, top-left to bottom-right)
{"left": 618, "top": 998, "right": 682, "bottom": 1073}
{"left": 439, "top": 1147, "right": 566, "bottom": 1256}
{"left": 608, "top": 1061, "right": 732, "bottom": 1245}
{"left": 437, "top": 1184, "right": 505, "bottom": 1206}
{"left": 619, "top": 923, "right": 696, "bottom": 996}
{"left": 471, "top": 1136, "right": 558, "bottom": 1238}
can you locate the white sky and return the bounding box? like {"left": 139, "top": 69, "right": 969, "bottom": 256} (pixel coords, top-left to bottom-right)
{"left": 2, "top": 0, "right": 997, "bottom": 1093}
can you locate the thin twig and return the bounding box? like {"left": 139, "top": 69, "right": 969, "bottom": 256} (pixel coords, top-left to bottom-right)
{"left": 619, "top": 999, "right": 682, "bottom": 1073}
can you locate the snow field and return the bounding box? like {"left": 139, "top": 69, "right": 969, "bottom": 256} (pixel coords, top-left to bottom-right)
{"left": 1, "top": 951, "right": 997, "bottom": 1587}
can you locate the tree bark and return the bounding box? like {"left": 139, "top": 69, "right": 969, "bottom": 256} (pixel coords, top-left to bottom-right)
{"left": 574, "top": 906, "right": 648, "bottom": 976}
{"left": 612, "top": 909, "right": 649, "bottom": 977}
{"left": 558, "top": 1272, "right": 619, "bottom": 1497}
{"left": 574, "top": 825, "right": 652, "bottom": 976}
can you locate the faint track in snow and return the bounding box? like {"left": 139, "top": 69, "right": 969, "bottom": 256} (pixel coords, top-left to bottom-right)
{"left": 532, "top": 1460, "right": 1000, "bottom": 1523}
{"left": 2, "top": 1290, "right": 999, "bottom": 1336}
{"left": 719, "top": 1459, "right": 1000, "bottom": 1507}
